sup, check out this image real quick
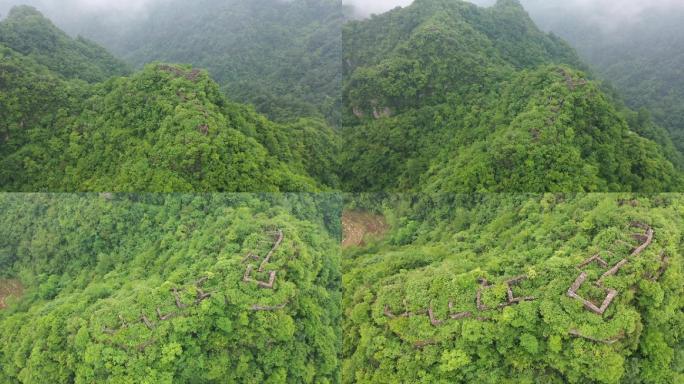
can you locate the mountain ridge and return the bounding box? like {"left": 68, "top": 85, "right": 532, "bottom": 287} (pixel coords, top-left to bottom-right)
{"left": 341, "top": 0, "right": 683, "bottom": 193}
{"left": 0, "top": 6, "right": 340, "bottom": 192}
{"left": 0, "top": 5, "right": 129, "bottom": 82}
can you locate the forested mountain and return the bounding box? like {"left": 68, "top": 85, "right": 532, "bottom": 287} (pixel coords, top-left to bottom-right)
{"left": 340, "top": 0, "right": 684, "bottom": 192}
{"left": 522, "top": 3, "right": 684, "bottom": 164}
{"left": 0, "top": 6, "right": 340, "bottom": 192}
{"left": 1, "top": 1, "right": 684, "bottom": 384}
{"left": 0, "top": 193, "right": 342, "bottom": 383}
{"left": 343, "top": 193, "right": 684, "bottom": 383}
{"left": 3, "top": 1, "right": 682, "bottom": 194}
{"left": 88, "top": 0, "right": 348, "bottom": 124}
{"left": 0, "top": 5, "right": 128, "bottom": 82}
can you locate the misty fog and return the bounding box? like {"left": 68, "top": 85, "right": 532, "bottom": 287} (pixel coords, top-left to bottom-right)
{"left": 344, "top": 0, "right": 684, "bottom": 28}
{"left": 3, "top": 0, "right": 683, "bottom": 34}
{"left": 344, "top": 0, "right": 412, "bottom": 16}
{"left": 0, "top": 0, "right": 157, "bottom": 37}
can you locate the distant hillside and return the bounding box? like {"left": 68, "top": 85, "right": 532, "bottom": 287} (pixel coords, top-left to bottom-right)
{"left": 340, "top": 0, "right": 684, "bottom": 192}
{"left": 0, "top": 5, "right": 128, "bottom": 82}
{"left": 523, "top": 3, "right": 684, "bottom": 166}
{"left": 87, "top": 0, "right": 349, "bottom": 124}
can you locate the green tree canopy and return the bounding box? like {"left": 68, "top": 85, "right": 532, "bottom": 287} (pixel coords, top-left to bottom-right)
{"left": 0, "top": 193, "right": 343, "bottom": 383}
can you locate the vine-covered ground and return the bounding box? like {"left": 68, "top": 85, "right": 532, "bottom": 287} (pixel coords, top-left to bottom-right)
{"left": 343, "top": 194, "right": 684, "bottom": 383}
{"left": 0, "top": 194, "right": 342, "bottom": 383}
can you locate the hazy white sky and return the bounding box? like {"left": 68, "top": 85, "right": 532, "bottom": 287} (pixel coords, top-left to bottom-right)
{"left": 1, "top": 0, "right": 682, "bottom": 22}
{"left": 343, "top": 0, "right": 413, "bottom": 15}
{"left": 0, "top": 0, "right": 150, "bottom": 13}
{"left": 524, "top": 0, "right": 684, "bottom": 23}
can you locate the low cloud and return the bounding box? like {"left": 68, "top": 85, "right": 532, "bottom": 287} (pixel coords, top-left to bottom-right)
{"left": 0, "top": 0, "right": 154, "bottom": 14}
{"left": 523, "top": 0, "right": 684, "bottom": 26}
{"left": 342, "top": 0, "right": 413, "bottom": 16}
{"left": 343, "top": 0, "right": 684, "bottom": 24}
{"left": 2, "top": 0, "right": 682, "bottom": 32}
{"left": 0, "top": 0, "right": 159, "bottom": 27}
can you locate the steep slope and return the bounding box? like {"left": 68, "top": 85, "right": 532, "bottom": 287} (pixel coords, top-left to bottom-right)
{"left": 341, "top": 0, "right": 684, "bottom": 192}
{"left": 0, "top": 194, "right": 342, "bottom": 383}
{"left": 523, "top": 3, "right": 684, "bottom": 165}
{"left": 342, "top": 193, "right": 684, "bottom": 383}
{"left": 0, "top": 42, "right": 88, "bottom": 164}
{"left": 93, "top": 0, "right": 347, "bottom": 124}
{"left": 0, "top": 8, "right": 339, "bottom": 192}
{"left": 424, "top": 66, "right": 683, "bottom": 193}
{"left": 0, "top": 5, "right": 128, "bottom": 82}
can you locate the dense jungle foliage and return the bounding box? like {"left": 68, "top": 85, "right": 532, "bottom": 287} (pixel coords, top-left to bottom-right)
{"left": 0, "top": 6, "right": 340, "bottom": 192}
{"left": 3, "top": 1, "right": 683, "bottom": 194}
{"left": 0, "top": 5, "right": 128, "bottom": 82}
{"left": 91, "top": 0, "right": 348, "bottom": 124}
{"left": 342, "top": 193, "right": 684, "bottom": 383}
{"left": 340, "top": 0, "right": 684, "bottom": 192}
{"left": 0, "top": 193, "right": 343, "bottom": 383}
{"left": 1, "top": 1, "right": 684, "bottom": 383}
{"left": 524, "top": 3, "right": 684, "bottom": 164}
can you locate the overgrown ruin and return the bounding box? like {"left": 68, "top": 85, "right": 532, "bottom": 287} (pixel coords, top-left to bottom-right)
{"left": 0, "top": 279, "right": 23, "bottom": 309}
{"left": 242, "top": 229, "right": 284, "bottom": 290}
{"left": 100, "top": 228, "right": 292, "bottom": 351}
{"left": 567, "top": 222, "right": 654, "bottom": 316}
{"left": 380, "top": 222, "right": 661, "bottom": 346}
{"left": 102, "top": 275, "right": 212, "bottom": 349}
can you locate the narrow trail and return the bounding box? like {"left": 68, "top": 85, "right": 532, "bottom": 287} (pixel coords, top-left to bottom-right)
{"left": 342, "top": 211, "right": 388, "bottom": 248}
{"left": 0, "top": 279, "right": 23, "bottom": 309}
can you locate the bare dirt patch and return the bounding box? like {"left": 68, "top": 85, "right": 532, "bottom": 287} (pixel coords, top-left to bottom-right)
{"left": 342, "top": 210, "right": 388, "bottom": 248}
{"left": 0, "top": 279, "right": 24, "bottom": 309}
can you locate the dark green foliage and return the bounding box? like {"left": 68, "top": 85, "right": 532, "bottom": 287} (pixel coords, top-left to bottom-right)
{"left": 96, "top": 0, "right": 347, "bottom": 124}
{"left": 0, "top": 8, "right": 340, "bottom": 192}
{"left": 343, "top": 0, "right": 583, "bottom": 117}
{"left": 424, "top": 67, "right": 683, "bottom": 193}
{"left": 0, "top": 62, "right": 333, "bottom": 192}
{"left": 0, "top": 43, "right": 87, "bottom": 166}
{"left": 342, "top": 193, "right": 684, "bottom": 383}
{"left": 341, "top": 0, "right": 684, "bottom": 192}
{"left": 34, "top": 64, "right": 327, "bottom": 192}
{"left": 524, "top": 4, "right": 684, "bottom": 165}
{"left": 0, "top": 193, "right": 342, "bottom": 383}
{"left": 0, "top": 5, "right": 128, "bottom": 82}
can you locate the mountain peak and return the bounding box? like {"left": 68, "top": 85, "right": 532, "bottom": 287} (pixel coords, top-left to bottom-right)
{"left": 3, "top": 5, "right": 65, "bottom": 39}
{"left": 1, "top": 5, "right": 65, "bottom": 52}
{"left": 6, "top": 4, "right": 46, "bottom": 19}
{"left": 0, "top": 5, "right": 128, "bottom": 82}
{"left": 341, "top": 0, "right": 683, "bottom": 192}
{"left": 495, "top": 0, "right": 523, "bottom": 8}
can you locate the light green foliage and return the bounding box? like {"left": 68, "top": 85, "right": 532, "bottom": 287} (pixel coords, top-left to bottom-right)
{"left": 0, "top": 193, "right": 343, "bottom": 383}
{"left": 439, "top": 349, "right": 471, "bottom": 372}
{"left": 342, "top": 194, "right": 684, "bottom": 383}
